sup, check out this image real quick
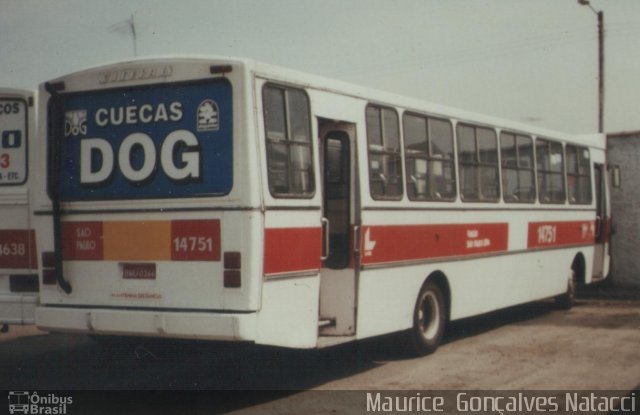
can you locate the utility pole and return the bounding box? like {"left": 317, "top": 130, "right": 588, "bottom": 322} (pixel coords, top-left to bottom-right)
{"left": 578, "top": 0, "right": 604, "bottom": 133}
{"left": 597, "top": 10, "right": 604, "bottom": 133}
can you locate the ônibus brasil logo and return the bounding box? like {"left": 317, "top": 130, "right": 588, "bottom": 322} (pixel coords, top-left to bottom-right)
{"left": 8, "top": 391, "right": 73, "bottom": 414}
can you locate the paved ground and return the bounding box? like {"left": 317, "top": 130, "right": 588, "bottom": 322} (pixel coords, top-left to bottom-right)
{"left": 1, "top": 299, "right": 638, "bottom": 413}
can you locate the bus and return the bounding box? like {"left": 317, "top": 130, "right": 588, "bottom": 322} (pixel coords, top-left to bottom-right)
{"left": 8, "top": 391, "right": 30, "bottom": 414}
{"left": 35, "top": 57, "right": 613, "bottom": 354}
{"left": 0, "top": 88, "right": 38, "bottom": 332}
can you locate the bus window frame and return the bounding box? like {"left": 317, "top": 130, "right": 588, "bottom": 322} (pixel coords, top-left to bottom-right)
{"left": 565, "top": 143, "right": 593, "bottom": 205}
{"left": 499, "top": 130, "right": 536, "bottom": 204}
{"left": 402, "top": 111, "right": 456, "bottom": 202}
{"left": 365, "top": 104, "right": 403, "bottom": 201}
{"left": 262, "top": 83, "right": 315, "bottom": 200}
{"left": 536, "top": 137, "right": 567, "bottom": 205}
{"left": 456, "top": 122, "right": 500, "bottom": 203}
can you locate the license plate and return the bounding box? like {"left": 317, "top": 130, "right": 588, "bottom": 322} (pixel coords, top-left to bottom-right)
{"left": 122, "top": 263, "right": 156, "bottom": 280}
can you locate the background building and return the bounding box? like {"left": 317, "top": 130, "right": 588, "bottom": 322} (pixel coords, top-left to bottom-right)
{"left": 607, "top": 131, "right": 640, "bottom": 290}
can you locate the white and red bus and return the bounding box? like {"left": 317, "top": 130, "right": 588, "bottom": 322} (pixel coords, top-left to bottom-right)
{"left": 35, "top": 57, "right": 612, "bottom": 354}
{"left": 0, "top": 88, "right": 39, "bottom": 331}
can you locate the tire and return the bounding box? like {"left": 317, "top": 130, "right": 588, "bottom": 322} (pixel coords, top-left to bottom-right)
{"left": 555, "top": 269, "right": 576, "bottom": 310}
{"left": 409, "top": 281, "right": 446, "bottom": 356}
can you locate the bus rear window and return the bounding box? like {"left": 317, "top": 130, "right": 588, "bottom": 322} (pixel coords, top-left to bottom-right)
{"left": 51, "top": 79, "right": 233, "bottom": 201}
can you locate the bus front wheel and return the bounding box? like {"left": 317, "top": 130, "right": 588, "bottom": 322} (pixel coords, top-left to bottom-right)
{"left": 409, "top": 281, "right": 446, "bottom": 356}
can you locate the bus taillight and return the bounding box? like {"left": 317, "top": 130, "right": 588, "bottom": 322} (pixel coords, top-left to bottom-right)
{"left": 223, "top": 251, "right": 241, "bottom": 288}
{"left": 42, "top": 251, "right": 57, "bottom": 285}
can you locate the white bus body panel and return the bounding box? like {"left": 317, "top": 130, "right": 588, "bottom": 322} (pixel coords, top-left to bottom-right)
{"left": 354, "top": 207, "right": 595, "bottom": 339}
{"left": 36, "top": 307, "right": 257, "bottom": 341}
{"left": 255, "top": 275, "right": 320, "bottom": 348}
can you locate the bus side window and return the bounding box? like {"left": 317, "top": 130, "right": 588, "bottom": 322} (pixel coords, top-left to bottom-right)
{"left": 536, "top": 138, "right": 566, "bottom": 204}
{"left": 457, "top": 123, "right": 499, "bottom": 202}
{"left": 402, "top": 113, "right": 456, "bottom": 201}
{"left": 500, "top": 132, "right": 536, "bottom": 203}
{"left": 566, "top": 144, "right": 592, "bottom": 204}
{"left": 366, "top": 105, "right": 403, "bottom": 200}
{"left": 263, "top": 85, "right": 315, "bottom": 198}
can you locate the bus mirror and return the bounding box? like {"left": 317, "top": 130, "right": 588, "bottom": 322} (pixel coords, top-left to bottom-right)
{"left": 610, "top": 165, "right": 621, "bottom": 188}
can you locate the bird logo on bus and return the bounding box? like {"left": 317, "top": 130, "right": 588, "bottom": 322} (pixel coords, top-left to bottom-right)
{"left": 364, "top": 228, "right": 377, "bottom": 257}
{"left": 197, "top": 99, "right": 219, "bottom": 132}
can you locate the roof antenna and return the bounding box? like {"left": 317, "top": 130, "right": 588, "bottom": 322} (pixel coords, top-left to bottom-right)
{"left": 130, "top": 14, "right": 138, "bottom": 57}
{"left": 108, "top": 13, "right": 138, "bottom": 57}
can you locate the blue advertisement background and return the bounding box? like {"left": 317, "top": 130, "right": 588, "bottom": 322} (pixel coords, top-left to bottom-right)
{"left": 56, "top": 79, "right": 233, "bottom": 201}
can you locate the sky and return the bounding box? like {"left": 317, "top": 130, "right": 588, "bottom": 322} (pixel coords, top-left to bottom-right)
{"left": 1, "top": 0, "right": 639, "bottom": 134}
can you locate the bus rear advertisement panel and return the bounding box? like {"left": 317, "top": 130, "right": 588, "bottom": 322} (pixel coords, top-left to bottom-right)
{"left": 54, "top": 79, "right": 233, "bottom": 201}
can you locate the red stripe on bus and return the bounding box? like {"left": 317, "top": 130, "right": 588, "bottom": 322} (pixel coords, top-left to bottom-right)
{"left": 263, "top": 227, "right": 322, "bottom": 276}
{"left": 0, "top": 229, "right": 37, "bottom": 269}
{"left": 527, "top": 220, "right": 596, "bottom": 249}
{"left": 360, "top": 223, "right": 509, "bottom": 266}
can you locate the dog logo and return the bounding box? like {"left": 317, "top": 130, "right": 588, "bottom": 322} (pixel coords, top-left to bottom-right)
{"left": 64, "top": 110, "right": 87, "bottom": 137}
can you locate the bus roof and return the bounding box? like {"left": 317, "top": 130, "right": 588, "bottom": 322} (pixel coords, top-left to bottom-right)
{"left": 42, "top": 55, "right": 605, "bottom": 150}
{"left": 0, "top": 88, "right": 33, "bottom": 98}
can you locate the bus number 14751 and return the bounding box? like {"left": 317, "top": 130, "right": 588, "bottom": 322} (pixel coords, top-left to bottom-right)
{"left": 172, "top": 236, "right": 214, "bottom": 253}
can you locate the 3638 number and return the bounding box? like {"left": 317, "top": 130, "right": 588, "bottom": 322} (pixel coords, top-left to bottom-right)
{"left": 0, "top": 243, "right": 26, "bottom": 256}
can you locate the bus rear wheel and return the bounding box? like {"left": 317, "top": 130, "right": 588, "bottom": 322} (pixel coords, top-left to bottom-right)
{"left": 409, "top": 281, "right": 446, "bottom": 356}
{"left": 555, "top": 269, "right": 576, "bottom": 310}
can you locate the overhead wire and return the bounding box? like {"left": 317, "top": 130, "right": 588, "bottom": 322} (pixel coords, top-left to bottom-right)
{"left": 327, "top": 20, "right": 640, "bottom": 81}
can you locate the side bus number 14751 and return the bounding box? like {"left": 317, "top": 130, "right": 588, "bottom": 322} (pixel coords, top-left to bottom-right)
{"left": 537, "top": 225, "right": 557, "bottom": 245}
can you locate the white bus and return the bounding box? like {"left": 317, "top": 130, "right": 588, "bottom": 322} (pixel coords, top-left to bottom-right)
{"left": 0, "top": 88, "right": 39, "bottom": 332}
{"left": 35, "top": 57, "right": 613, "bottom": 354}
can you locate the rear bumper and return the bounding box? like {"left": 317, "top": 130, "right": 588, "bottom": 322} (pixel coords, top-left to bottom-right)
{"left": 0, "top": 293, "right": 38, "bottom": 325}
{"left": 36, "top": 306, "right": 257, "bottom": 341}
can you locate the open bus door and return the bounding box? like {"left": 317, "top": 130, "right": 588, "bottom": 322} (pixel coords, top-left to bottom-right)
{"left": 592, "top": 163, "right": 610, "bottom": 280}
{"left": 318, "top": 119, "right": 359, "bottom": 337}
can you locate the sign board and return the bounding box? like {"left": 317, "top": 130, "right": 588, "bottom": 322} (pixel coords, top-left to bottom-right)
{"left": 0, "top": 99, "right": 28, "bottom": 185}
{"left": 55, "top": 79, "right": 233, "bottom": 201}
